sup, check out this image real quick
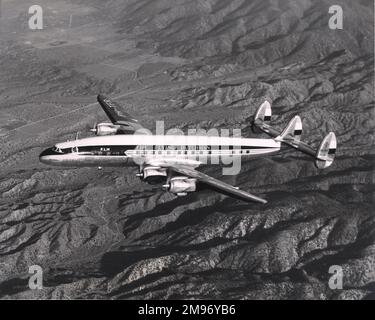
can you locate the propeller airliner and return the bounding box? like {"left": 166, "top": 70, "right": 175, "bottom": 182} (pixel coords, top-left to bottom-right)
{"left": 39, "top": 95, "right": 337, "bottom": 203}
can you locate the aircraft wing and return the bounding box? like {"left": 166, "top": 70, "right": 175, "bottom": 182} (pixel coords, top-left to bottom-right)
{"left": 97, "top": 95, "right": 144, "bottom": 132}
{"left": 166, "top": 165, "right": 267, "bottom": 204}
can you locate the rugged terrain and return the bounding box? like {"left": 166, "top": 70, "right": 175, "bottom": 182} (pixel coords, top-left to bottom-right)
{"left": 0, "top": 0, "right": 374, "bottom": 299}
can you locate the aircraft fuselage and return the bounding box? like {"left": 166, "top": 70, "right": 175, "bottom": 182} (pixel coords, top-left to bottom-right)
{"left": 39, "top": 134, "right": 281, "bottom": 167}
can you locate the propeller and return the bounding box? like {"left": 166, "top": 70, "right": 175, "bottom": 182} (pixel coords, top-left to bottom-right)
{"left": 162, "top": 183, "right": 170, "bottom": 191}
{"left": 162, "top": 170, "right": 172, "bottom": 191}
{"left": 87, "top": 122, "right": 97, "bottom": 134}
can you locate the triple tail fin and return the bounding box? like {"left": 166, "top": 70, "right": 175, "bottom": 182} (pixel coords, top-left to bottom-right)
{"left": 315, "top": 132, "right": 337, "bottom": 169}
{"left": 253, "top": 101, "right": 337, "bottom": 169}
{"left": 254, "top": 101, "right": 272, "bottom": 124}
{"left": 275, "top": 116, "right": 302, "bottom": 143}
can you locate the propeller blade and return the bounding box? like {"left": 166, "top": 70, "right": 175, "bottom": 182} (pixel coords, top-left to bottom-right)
{"left": 88, "top": 122, "right": 97, "bottom": 133}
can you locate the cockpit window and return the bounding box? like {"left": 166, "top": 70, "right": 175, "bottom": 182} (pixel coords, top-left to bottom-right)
{"left": 52, "top": 146, "right": 63, "bottom": 153}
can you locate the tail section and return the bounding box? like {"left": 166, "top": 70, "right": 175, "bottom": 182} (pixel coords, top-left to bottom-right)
{"left": 253, "top": 101, "right": 278, "bottom": 135}
{"left": 253, "top": 100, "right": 337, "bottom": 169}
{"left": 315, "top": 132, "right": 337, "bottom": 169}
{"left": 254, "top": 101, "right": 272, "bottom": 124}
{"left": 275, "top": 116, "right": 302, "bottom": 143}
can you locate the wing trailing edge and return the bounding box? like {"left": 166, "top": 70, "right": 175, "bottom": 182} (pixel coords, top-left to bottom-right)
{"left": 160, "top": 164, "right": 267, "bottom": 204}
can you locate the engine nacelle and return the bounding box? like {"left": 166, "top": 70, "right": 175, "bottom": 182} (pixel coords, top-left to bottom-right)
{"left": 140, "top": 167, "right": 167, "bottom": 185}
{"left": 164, "top": 177, "right": 197, "bottom": 195}
{"left": 91, "top": 122, "right": 120, "bottom": 136}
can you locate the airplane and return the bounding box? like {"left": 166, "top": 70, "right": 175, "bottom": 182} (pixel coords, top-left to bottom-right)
{"left": 39, "top": 95, "right": 337, "bottom": 204}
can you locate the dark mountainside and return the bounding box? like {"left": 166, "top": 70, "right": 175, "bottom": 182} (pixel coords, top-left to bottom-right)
{"left": 0, "top": 0, "right": 374, "bottom": 299}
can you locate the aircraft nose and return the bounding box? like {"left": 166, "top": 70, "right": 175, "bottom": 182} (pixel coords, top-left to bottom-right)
{"left": 39, "top": 148, "right": 55, "bottom": 164}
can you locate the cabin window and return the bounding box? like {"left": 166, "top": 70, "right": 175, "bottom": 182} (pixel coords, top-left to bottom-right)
{"left": 52, "top": 146, "right": 63, "bottom": 153}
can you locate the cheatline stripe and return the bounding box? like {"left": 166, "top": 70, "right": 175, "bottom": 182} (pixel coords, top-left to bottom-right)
{"left": 65, "top": 145, "right": 277, "bottom": 151}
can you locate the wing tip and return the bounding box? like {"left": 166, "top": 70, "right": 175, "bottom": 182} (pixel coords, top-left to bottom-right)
{"left": 259, "top": 198, "right": 268, "bottom": 204}
{"left": 97, "top": 94, "right": 107, "bottom": 102}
